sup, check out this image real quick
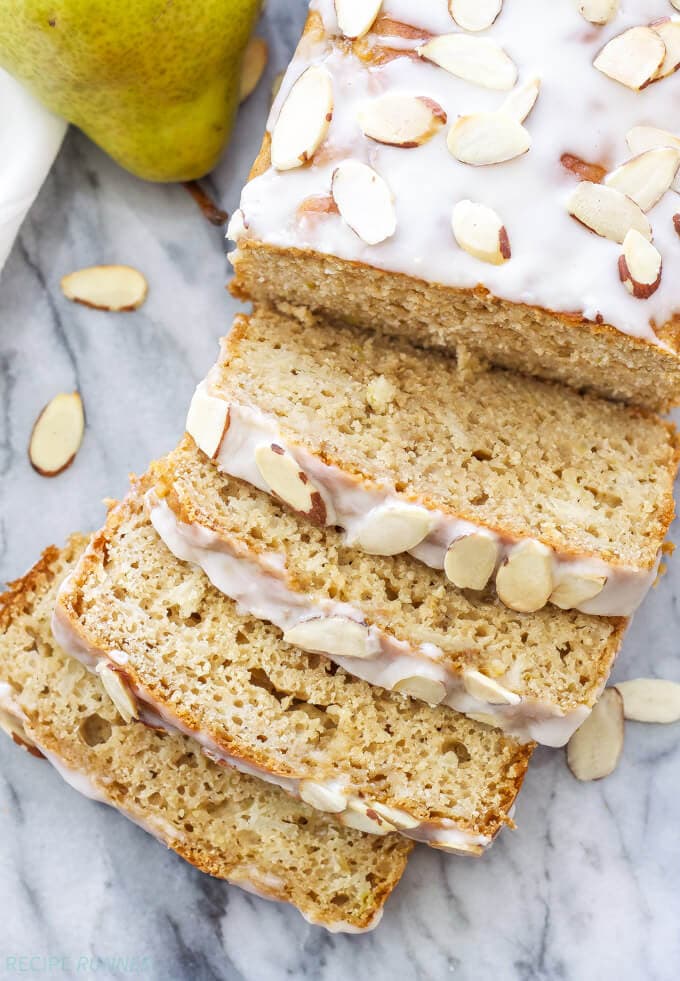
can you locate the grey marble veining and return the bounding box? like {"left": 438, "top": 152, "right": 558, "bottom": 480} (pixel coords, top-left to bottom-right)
{"left": 1, "top": 3, "right": 679, "bottom": 979}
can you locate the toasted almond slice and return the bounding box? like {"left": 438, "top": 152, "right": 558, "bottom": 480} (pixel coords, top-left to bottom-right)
{"left": 567, "top": 688, "right": 624, "bottom": 781}
{"left": 96, "top": 663, "right": 138, "bottom": 724}
{"left": 369, "top": 801, "right": 421, "bottom": 831}
{"left": 351, "top": 502, "right": 435, "bottom": 555}
{"left": 560, "top": 152, "right": 607, "bottom": 183}
{"left": 604, "top": 147, "right": 680, "bottom": 211}
{"left": 576, "top": 0, "right": 619, "bottom": 25}
{"left": 451, "top": 199, "right": 511, "bottom": 264}
{"left": 331, "top": 160, "right": 396, "bottom": 244}
{"left": 567, "top": 181, "right": 652, "bottom": 243}
{"left": 239, "top": 36, "right": 268, "bottom": 102}
{"left": 462, "top": 669, "right": 520, "bottom": 705}
{"left": 495, "top": 540, "right": 554, "bottom": 613}
{"left": 651, "top": 17, "right": 680, "bottom": 80}
{"left": 340, "top": 800, "right": 396, "bottom": 836}
{"left": 334, "top": 0, "right": 382, "bottom": 39}
{"left": 619, "top": 229, "right": 662, "bottom": 298}
{"left": 550, "top": 573, "right": 607, "bottom": 610}
{"left": 299, "top": 780, "right": 347, "bottom": 813}
{"left": 185, "top": 383, "right": 229, "bottom": 460}
{"left": 417, "top": 35, "right": 517, "bottom": 91}
{"left": 270, "top": 65, "right": 333, "bottom": 171}
{"left": 448, "top": 0, "right": 502, "bottom": 32}
{"left": 615, "top": 678, "right": 680, "bottom": 723}
{"left": 358, "top": 94, "right": 446, "bottom": 148}
{"left": 61, "top": 265, "right": 147, "bottom": 312}
{"left": 593, "top": 26, "right": 666, "bottom": 90}
{"left": 447, "top": 112, "right": 530, "bottom": 166}
{"left": 254, "top": 444, "right": 327, "bottom": 522}
{"left": 500, "top": 76, "right": 541, "bottom": 122}
{"left": 626, "top": 124, "right": 680, "bottom": 192}
{"left": 29, "top": 392, "right": 84, "bottom": 478}
{"left": 444, "top": 532, "right": 500, "bottom": 590}
{"left": 392, "top": 675, "right": 447, "bottom": 705}
{"left": 283, "top": 616, "right": 372, "bottom": 659}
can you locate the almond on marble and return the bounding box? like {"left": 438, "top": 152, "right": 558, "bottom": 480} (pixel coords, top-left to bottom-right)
{"left": 358, "top": 94, "right": 446, "bottom": 147}
{"left": 283, "top": 616, "right": 371, "bottom": 659}
{"left": 593, "top": 26, "right": 666, "bottom": 90}
{"left": 615, "top": 678, "right": 680, "bottom": 723}
{"left": 567, "top": 181, "right": 652, "bottom": 243}
{"left": 270, "top": 65, "right": 333, "bottom": 171}
{"left": 567, "top": 688, "right": 624, "bottom": 781}
{"left": 239, "top": 37, "right": 268, "bottom": 102}
{"left": 29, "top": 392, "right": 84, "bottom": 478}
{"left": 447, "top": 112, "right": 530, "bottom": 166}
{"left": 417, "top": 34, "right": 517, "bottom": 90}
{"left": 619, "top": 229, "right": 662, "bottom": 299}
{"left": 61, "top": 265, "right": 148, "bottom": 312}
{"left": 331, "top": 160, "right": 396, "bottom": 244}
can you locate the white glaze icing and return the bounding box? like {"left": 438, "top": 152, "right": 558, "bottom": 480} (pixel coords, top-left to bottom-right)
{"left": 233, "top": 0, "right": 680, "bottom": 347}
{"left": 146, "top": 489, "right": 590, "bottom": 748}
{"left": 189, "top": 382, "right": 657, "bottom": 617}
{"left": 52, "top": 581, "right": 498, "bottom": 848}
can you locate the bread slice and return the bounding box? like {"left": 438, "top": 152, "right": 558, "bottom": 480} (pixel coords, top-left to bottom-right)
{"left": 0, "top": 537, "right": 410, "bottom": 932}
{"left": 229, "top": 8, "right": 680, "bottom": 411}
{"left": 188, "top": 306, "right": 677, "bottom": 622}
{"left": 147, "top": 436, "right": 625, "bottom": 746}
{"left": 53, "top": 481, "right": 532, "bottom": 853}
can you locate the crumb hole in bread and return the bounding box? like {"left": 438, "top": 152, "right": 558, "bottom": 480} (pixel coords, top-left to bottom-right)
{"left": 79, "top": 713, "right": 113, "bottom": 746}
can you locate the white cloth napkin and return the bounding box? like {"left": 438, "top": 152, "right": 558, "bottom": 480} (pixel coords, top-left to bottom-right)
{"left": 0, "top": 68, "right": 67, "bottom": 275}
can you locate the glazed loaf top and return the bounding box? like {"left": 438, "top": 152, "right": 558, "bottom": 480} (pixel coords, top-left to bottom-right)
{"left": 232, "top": 0, "right": 680, "bottom": 348}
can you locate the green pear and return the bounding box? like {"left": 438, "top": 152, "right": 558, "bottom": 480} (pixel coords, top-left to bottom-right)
{"left": 0, "top": 0, "right": 262, "bottom": 181}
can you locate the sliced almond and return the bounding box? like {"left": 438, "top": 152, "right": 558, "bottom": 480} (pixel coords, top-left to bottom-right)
{"left": 254, "top": 443, "right": 328, "bottom": 523}
{"left": 576, "top": 0, "right": 619, "bottom": 25}
{"left": 500, "top": 76, "right": 541, "bottom": 123}
{"left": 567, "top": 688, "right": 624, "bottom": 781}
{"left": 451, "top": 199, "right": 511, "bottom": 264}
{"left": 369, "top": 800, "right": 420, "bottom": 831}
{"left": 615, "top": 678, "right": 680, "bottom": 723}
{"left": 467, "top": 711, "right": 500, "bottom": 727}
{"left": 417, "top": 34, "right": 517, "bottom": 90}
{"left": 651, "top": 17, "right": 680, "bottom": 80}
{"left": 96, "top": 663, "right": 138, "bottom": 724}
{"left": 299, "top": 780, "right": 347, "bottom": 813}
{"left": 560, "top": 152, "right": 607, "bottom": 184}
{"left": 340, "top": 800, "right": 396, "bottom": 836}
{"left": 444, "top": 532, "right": 500, "bottom": 590}
{"left": 29, "top": 392, "right": 84, "bottom": 478}
{"left": 447, "top": 112, "right": 530, "bottom": 166}
{"left": 239, "top": 36, "right": 268, "bottom": 102}
{"left": 550, "top": 573, "right": 607, "bottom": 610}
{"left": 358, "top": 94, "right": 446, "bottom": 148}
{"left": 626, "top": 125, "right": 680, "bottom": 192}
{"left": 61, "top": 265, "right": 148, "bottom": 312}
{"left": 674, "top": 213, "right": 680, "bottom": 235}
{"left": 334, "top": 0, "right": 382, "bottom": 39}
{"left": 331, "top": 161, "right": 396, "bottom": 245}
{"left": 593, "top": 26, "right": 666, "bottom": 90}
{"left": 448, "top": 0, "right": 502, "bottom": 32}
{"left": 283, "top": 616, "right": 371, "bottom": 659}
{"left": 392, "top": 675, "right": 447, "bottom": 705}
{"left": 619, "top": 228, "right": 662, "bottom": 299}
{"left": 351, "top": 502, "right": 435, "bottom": 556}
{"left": 604, "top": 147, "right": 680, "bottom": 211}
{"left": 270, "top": 65, "right": 333, "bottom": 171}
{"left": 429, "top": 839, "right": 485, "bottom": 856}
{"left": 185, "top": 383, "right": 229, "bottom": 460}
{"left": 673, "top": 1, "right": 680, "bottom": 11}
{"left": 567, "top": 181, "right": 652, "bottom": 243}
{"left": 462, "top": 669, "right": 520, "bottom": 705}
{"left": 495, "top": 540, "right": 554, "bottom": 613}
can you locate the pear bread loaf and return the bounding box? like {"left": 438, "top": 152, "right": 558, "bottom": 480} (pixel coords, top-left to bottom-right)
{"left": 229, "top": 2, "right": 680, "bottom": 411}
{"left": 53, "top": 481, "right": 533, "bottom": 854}
{"left": 149, "top": 435, "right": 627, "bottom": 747}
{"left": 0, "top": 536, "right": 411, "bottom": 932}
{"left": 187, "top": 306, "right": 678, "bottom": 622}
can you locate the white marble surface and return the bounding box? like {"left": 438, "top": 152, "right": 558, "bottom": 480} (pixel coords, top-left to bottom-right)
{"left": 1, "top": 3, "right": 679, "bottom": 979}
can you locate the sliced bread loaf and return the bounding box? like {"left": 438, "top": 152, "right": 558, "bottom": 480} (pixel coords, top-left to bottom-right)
{"left": 188, "top": 306, "right": 678, "bottom": 619}
{"left": 0, "top": 537, "right": 410, "bottom": 932}
{"left": 148, "top": 436, "right": 625, "bottom": 746}
{"left": 53, "top": 481, "right": 532, "bottom": 854}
